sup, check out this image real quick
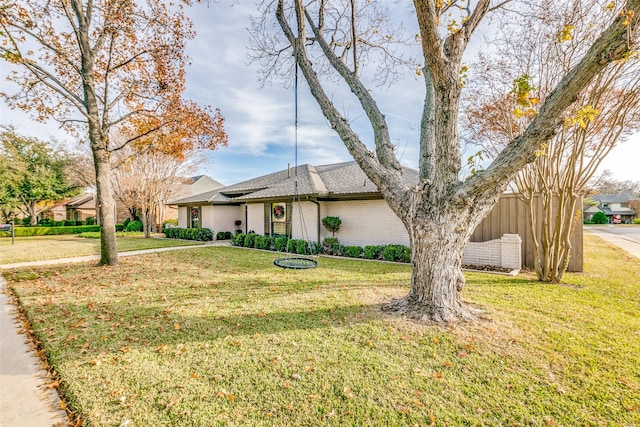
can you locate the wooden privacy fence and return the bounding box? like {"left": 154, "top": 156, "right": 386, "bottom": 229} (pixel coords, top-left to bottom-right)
{"left": 471, "top": 194, "right": 583, "bottom": 272}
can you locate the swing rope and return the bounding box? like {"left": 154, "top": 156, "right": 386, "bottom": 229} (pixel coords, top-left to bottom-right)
{"left": 274, "top": 39, "right": 317, "bottom": 270}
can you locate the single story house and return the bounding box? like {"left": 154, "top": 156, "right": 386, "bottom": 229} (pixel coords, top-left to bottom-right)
{"left": 169, "top": 161, "right": 416, "bottom": 247}
{"left": 584, "top": 191, "right": 638, "bottom": 224}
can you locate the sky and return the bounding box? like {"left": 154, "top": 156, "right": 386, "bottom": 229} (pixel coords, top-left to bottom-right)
{"left": 0, "top": 2, "right": 638, "bottom": 186}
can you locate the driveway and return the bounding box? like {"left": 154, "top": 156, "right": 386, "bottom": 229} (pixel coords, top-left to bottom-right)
{"left": 584, "top": 225, "right": 640, "bottom": 260}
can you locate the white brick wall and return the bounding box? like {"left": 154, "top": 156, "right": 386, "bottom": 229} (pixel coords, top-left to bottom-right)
{"left": 213, "top": 205, "right": 243, "bottom": 234}
{"left": 246, "top": 203, "right": 264, "bottom": 234}
{"left": 319, "top": 199, "right": 409, "bottom": 246}
{"left": 177, "top": 206, "right": 187, "bottom": 228}
{"left": 292, "top": 201, "right": 320, "bottom": 241}
{"left": 201, "top": 205, "right": 215, "bottom": 230}
{"left": 462, "top": 233, "right": 522, "bottom": 270}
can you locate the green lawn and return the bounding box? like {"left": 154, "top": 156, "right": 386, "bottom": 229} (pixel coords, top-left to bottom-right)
{"left": 4, "top": 235, "right": 639, "bottom": 426}
{"left": 0, "top": 234, "right": 203, "bottom": 264}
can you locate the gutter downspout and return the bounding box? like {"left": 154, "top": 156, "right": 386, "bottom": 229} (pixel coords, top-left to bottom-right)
{"left": 310, "top": 199, "right": 321, "bottom": 243}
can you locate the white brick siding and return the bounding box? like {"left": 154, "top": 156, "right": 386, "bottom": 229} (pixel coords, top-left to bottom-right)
{"left": 213, "top": 205, "right": 243, "bottom": 235}
{"left": 177, "top": 206, "right": 187, "bottom": 228}
{"left": 292, "top": 201, "right": 320, "bottom": 241}
{"left": 318, "top": 199, "right": 409, "bottom": 246}
{"left": 246, "top": 203, "right": 264, "bottom": 234}
{"left": 462, "top": 234, "right": 522, "bottom": 270}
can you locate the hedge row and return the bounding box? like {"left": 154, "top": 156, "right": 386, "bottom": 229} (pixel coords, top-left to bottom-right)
{"left": 163, "top": 227, "right": 213, "bottom": 241}
{"left": 0, "top": 225, "right": 101, "bottom": 237}
{"left": 232, "top": 233, "right": 412, "bottom": 263}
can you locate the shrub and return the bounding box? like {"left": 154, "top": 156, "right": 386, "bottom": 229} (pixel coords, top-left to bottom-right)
{"left": 21, "top": 217, "right": 32, "bottom": 226}
{"left": 296, "top": 239, "right": 309, "bottom": 255}
{"left": 163, "top": 227, "right": 213, "bottom": 241}
{"left": 85, "top": 217, "right": 96, "bottom": 225}
{"left": 122, "top": 217, "right": 131, "bottom": 227}
{"left": 401, "top": 246, "right": 411, "bottom": 263}
{"left": 344, "top": 245, "right": 363, "bottom": 258}
{"left": 274, "top": 236, "right": 288, "bottom": 252}
{"left": 243, "top": 233, "right": 256, "bottom": 248}
{"left": 255, "top": 235, "right": 273, "bottom": 250}
{"left": 216, "top": 231, "right": 227, "bottom": 240}
{"left": 38, "top": 218, "right": 54, "bottom": 226}
{"left": 322, "top": 237, "right": 339, "bottom": 255}
{"left": 287, "top": 239, "right": 297, "bottom": 253}
{"left": 126, "top": 220, "right": 143, "bottom": 232}
{"left": 382, "top": 245, "right": 406, "bottom": 262}
{"left": 321, "top": 216, "right": 342, "bottom": 237}
{"left": 64, "top": 220, "right": 76, "bottom": 226}
{"left": 115, "top": 224, "right": 125, "bottom": 232}
{"left": 234, "top": 233, "right": 246, "bottom": 246}
{"left": 592, "top": 212, "right": 608, "bottom": 224}
{"left": 75, "top": 220, "right": 85, "bottom": 226}
{"left": 54, "top": 221, "right": 64, "bottom": 227}
{"left": 225, "top": 231, "right": 233, "bottom": 240}
{"left": 364, "top": 245, "right": 383, "bottom": 260}
{"left": 0, "top": 225, "right": 101, "bottom": 237}
{"left": 583, "top": 220, "right": 594, "bottom": 225}
{"left": 309, "top": 241, "right": 323, "bottom": 255}
{"left": 634, "top": 218, "right": 640, "bottom": 224}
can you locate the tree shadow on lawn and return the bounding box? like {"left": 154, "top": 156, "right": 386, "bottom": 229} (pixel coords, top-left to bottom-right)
{"left": 29, "top": 298, "right": 384, "bottom": 358}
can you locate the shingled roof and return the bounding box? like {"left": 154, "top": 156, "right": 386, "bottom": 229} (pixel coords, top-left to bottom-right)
{"left": 169, "top": 161, "right": 419, "bottom": 205}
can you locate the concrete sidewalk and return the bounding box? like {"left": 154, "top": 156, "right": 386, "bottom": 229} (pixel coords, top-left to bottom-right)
{"left": 1, "top": 275, "right": 68, "bottom": 426}
{"left": 0, "top": 243, "right": 228, "bottom": 426}
{"left": 585, "top": 228, "right": 640, "bottom": 260}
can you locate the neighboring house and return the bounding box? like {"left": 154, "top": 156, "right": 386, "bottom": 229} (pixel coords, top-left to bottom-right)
{"left": 37, "top": 193, "right": 97, "bottom": 222}
{"left": 584, "top": 191, "right": 638, "bottom": 224}
{"left": 170, "top": 162, "right": 416, "bottom": 247}
{"left": 163, "top": 175, "right": 225, "bottom": 222}
{"left": 65, "top": 193, "right": 97, "bottom": 221}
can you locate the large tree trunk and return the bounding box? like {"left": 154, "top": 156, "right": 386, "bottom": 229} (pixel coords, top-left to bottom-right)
{"left": 382, "top": 195, "right": 494, "bottom": 322}
{"left": 93, "top": 150, "right": 118, "bottom": 265}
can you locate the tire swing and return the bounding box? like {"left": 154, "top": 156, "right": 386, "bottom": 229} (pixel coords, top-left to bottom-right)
{"left": 274, "top": 50, "right": 317, "bottom": 270}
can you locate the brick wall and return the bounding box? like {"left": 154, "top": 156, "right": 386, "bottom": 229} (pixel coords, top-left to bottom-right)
{"left": 462, "top": 234, "right": 522, "bottom": 270}
{"left": 319, "top": 199, "right": 409, "bottom": 246}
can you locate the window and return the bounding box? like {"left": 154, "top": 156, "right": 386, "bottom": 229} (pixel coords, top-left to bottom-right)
{"left": 189, "top": 206, "right": 201, "bottom": 228}
{"left": 269, "top": 202, "right": 291, "bottom": 236}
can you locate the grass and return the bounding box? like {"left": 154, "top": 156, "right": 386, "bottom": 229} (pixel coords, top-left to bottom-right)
{"left": 0, "top": 234, "right": 203, "bottom": 264}
{"left": 4, "top": 235, "right": 639, "bottom": 426}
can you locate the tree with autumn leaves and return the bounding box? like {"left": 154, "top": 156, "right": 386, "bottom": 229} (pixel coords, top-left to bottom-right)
{"left": 255, "top": 0, "right": 639, "bottom": 321}
{"left": 0, "top": 0, "right": 227, "bottom": 265}
{"left": 465, "top": 0, "right": 640, "bottom": 283}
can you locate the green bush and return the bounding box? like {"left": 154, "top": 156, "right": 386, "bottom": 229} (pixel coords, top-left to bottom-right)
{"left": 401, "top": 246, "right": 411, "bottom": 263}
{"left": 363, "top": 245, "right": 383, "bottom": 260}
{"left": 344, "top": 245, "right": 363, "bottom": 258}
{"left": 122, "top": 217, "right": 131, "bottom": 227}
{"left": 234, "top": 233, "right": 246, "bottom": 246}
{"left": 296, "top": 239, "right": 309, "bottom": 255}
{"left": 0, "top": 225, "right": 101, "bottom": 237}
{"left": 216, "top": 231, "right": 227, "bottom": 240}
{"left": 85, "top": 217, "right": 96, "bottom": 225}
{"left": 243, "top": 233, "right": 256, "bottom": 248}
{"left": 63, "top": 220, "right": 75, "bottom": 226}
{"left": 592, "top": 212, "right": 608, "bottom": 224}
{"left": 274, "top": 236, "right": 288, "bottom": 252}
{"left": 126, "top": 220, "right": 143, "bottom": 232}
{"left": 309, "top": 241, "right": 323, "bottom": 255}
{"left": 287, "top": 239, "right": 299, "bottom": 253}
{"left": 255, "top": 235, "right": 273, "bottom": 250}
{"left": 382, "top": 245, "right": 406, "bottom": 262}
{"left": 322, "top": 237, "right": 343, "bottom": 255}
{"left": 583, "top": 220, "right": 594, "bottom": 225}
{"left": 38, "top": 218, "right": 55, "bottom": 226}
{"left": 22, "top": 217, "right": 32, "bottom": 226}
{"left": 321, "top": 216, "right": 342, "bottom": 237}
{"left": 633, "top": 218, "right": 640, "bottom": 224}
{"left": 163, "top": 227, "right": 212, "bottom": 241}
{"left": 115, "top": 224, "right": 125, "bottom": 232}
{"left": 54, "top": 221, "right": 64, "bottom": 227}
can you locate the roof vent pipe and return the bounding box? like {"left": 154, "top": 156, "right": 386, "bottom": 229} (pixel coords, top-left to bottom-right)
{"left": 288, "top": 163, "right": 291, "bottom": 178}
